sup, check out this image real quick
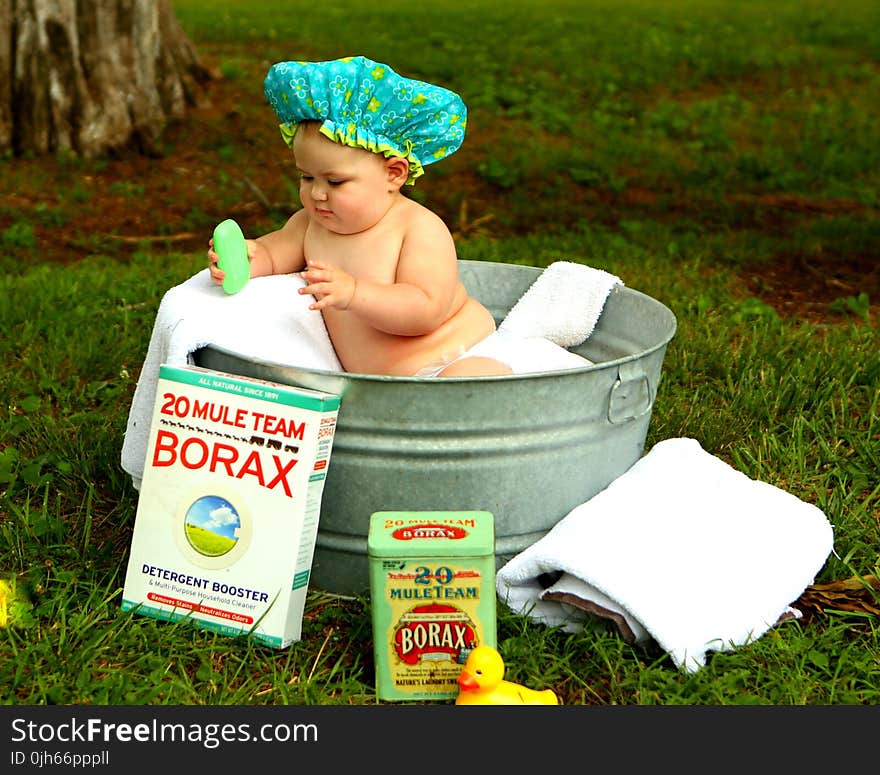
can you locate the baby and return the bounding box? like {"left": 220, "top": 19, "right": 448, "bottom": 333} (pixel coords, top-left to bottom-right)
{"left": 208, "top": 56, "right": 513, "bottom": 378}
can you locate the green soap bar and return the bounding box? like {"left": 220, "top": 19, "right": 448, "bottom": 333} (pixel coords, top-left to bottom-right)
{"left": 213, "top": 218, "right": 250, "bottom": 295}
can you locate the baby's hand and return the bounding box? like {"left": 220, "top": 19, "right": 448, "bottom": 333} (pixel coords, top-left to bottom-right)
{"left": 207, "top": 238, "right": 226, "bottom": 285}
{"left": 299, "top": 258, "right": 357, "bottom": 311}
{"left": 208, "top": 238, "right": 255, "bottom": 285}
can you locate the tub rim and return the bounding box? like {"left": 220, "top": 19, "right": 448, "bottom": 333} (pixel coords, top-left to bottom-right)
{"left": 196, "top": 260, "right": 677, "bottom": 384}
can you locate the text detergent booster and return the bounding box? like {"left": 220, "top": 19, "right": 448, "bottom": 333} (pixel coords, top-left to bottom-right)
{"left": 369, "top": 511, "right": 497, "bottom": 701}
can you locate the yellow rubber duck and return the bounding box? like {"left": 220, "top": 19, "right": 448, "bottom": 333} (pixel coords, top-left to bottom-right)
{"left": 455, "top": 645, "right": 560, "bottom": 705}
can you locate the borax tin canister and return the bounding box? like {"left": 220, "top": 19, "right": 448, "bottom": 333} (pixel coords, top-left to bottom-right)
{"left": 369, "top": 510, "right": 497, "bottom": 701}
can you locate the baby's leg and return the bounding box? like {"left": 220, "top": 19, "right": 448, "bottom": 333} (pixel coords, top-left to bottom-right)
{"left": 436, "top": 356, "right": 513, "bottom": 378}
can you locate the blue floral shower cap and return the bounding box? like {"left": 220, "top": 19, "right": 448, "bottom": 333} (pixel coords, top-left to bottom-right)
{"left": 263, "top": 55, "right": 467, "bottom": 184}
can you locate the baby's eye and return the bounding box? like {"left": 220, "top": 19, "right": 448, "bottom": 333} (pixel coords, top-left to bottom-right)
{"left": 328, "top": 179, "right": 345, "bottom": 186}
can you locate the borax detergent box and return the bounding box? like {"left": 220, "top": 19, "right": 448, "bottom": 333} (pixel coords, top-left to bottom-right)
{"left": 121, "top": 364, "right": 340, "bottom": 648}
{"left": 369, "top": 511, "right": 497, "bottom": 701}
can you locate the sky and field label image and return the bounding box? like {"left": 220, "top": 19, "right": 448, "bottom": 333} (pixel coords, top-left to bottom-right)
{"left": 184, "top": 495, "right": 242, "bottom": 557}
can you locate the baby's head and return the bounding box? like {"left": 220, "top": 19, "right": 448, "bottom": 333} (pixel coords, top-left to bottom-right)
{"left": 291, "top": 119, "right": 412, "bottom": 234}
{"left": 264, "top": 56, "right": 467, "bottom": 186}
{"left": 292, "top": 119, "right": 406, "bottom": 177}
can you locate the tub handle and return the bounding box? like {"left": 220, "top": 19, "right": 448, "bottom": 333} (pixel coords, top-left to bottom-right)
{"left": 608, "top": 361, "right": 653, "bottom": 423}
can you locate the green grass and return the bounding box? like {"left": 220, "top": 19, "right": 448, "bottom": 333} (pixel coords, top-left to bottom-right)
{"left": 1, "top": 0, "right": 878, "bottom": 705}
{"left": 172, "top": 0, "right": 880, "bottom": 206}
{"left": 2, "top": 226, "right": 877, "bottom": 705}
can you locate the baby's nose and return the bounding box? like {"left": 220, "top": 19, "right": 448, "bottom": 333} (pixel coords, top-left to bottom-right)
{"left": 311, "top": 184, "right": 329, "bottom": 201}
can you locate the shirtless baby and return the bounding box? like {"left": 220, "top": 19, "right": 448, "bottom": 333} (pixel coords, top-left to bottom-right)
{"left": 208, "top": 56, "right": 513, "bottom": 378}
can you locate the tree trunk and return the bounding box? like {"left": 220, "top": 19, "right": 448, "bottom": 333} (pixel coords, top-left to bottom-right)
{"left": 1, "top": 0, "right": 214, "bottom": 158}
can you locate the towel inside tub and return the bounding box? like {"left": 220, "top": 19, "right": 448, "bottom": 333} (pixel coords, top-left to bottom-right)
{"left": 498, "top": 260, "right": 622, "bottom": 347}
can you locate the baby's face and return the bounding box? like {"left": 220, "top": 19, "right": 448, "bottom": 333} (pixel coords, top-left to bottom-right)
{"left": 293, "top": 124, "right": 396, "bottom": 234}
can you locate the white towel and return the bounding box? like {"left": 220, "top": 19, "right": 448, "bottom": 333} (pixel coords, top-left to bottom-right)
{"left": 496, "top": 437, "right": 835, "bottom": 672}
{"left": 498, "top": 261, "right": 622, "bottom": 347}
{"left": 120, "top": 269, "right": 341, "bottom": 489}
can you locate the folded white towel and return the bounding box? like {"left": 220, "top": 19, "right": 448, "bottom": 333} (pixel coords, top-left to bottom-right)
{"left": 120, "top": 269, "right": 341, "bottom": 489}
{"left": 496, "top": 437, "right": 834, "bottom": 672}
{"left": 498, "top": 261, "right": 622, "bottom": 347}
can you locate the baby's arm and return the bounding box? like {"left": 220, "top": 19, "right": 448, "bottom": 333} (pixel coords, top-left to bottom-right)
{"left": 208, "top": 210, "right": 308, "bottom": 284}
{"left": 300, "top": 210, "right": 460, "bottom": 336}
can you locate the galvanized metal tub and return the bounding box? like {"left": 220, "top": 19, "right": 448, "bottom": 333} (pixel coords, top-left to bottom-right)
{"left": 194, "top": 260, "right": 677, "bottom": 595}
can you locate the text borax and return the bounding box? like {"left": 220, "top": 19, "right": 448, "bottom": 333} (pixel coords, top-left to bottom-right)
{"left": 152, "top": 431, "right": 298, "bottom": 496}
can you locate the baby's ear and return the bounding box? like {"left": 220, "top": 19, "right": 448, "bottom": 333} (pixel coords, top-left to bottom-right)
{"left": 385, "top": 156, "right": 410, "bottom": 189}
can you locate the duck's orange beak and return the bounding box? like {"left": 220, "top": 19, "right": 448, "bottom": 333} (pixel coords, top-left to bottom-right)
{"left": 457, "top": 671, "right": 479, "bottom": 691}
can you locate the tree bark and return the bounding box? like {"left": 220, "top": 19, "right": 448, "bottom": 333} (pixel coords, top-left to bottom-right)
{"left": 1, "top": 0, "right": 214, "bottom": 158}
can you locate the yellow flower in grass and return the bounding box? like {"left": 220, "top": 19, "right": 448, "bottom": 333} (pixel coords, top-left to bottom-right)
{"left": 0, "top": 580, "right": 7, "bottom": 626}
{"left": 0, "top": 578, "right": 31, "bottom": 628}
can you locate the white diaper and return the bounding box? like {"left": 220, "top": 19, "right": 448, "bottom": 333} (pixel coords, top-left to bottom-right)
{"left": 414, "top": 331, "right": 592, "bottom": 377}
